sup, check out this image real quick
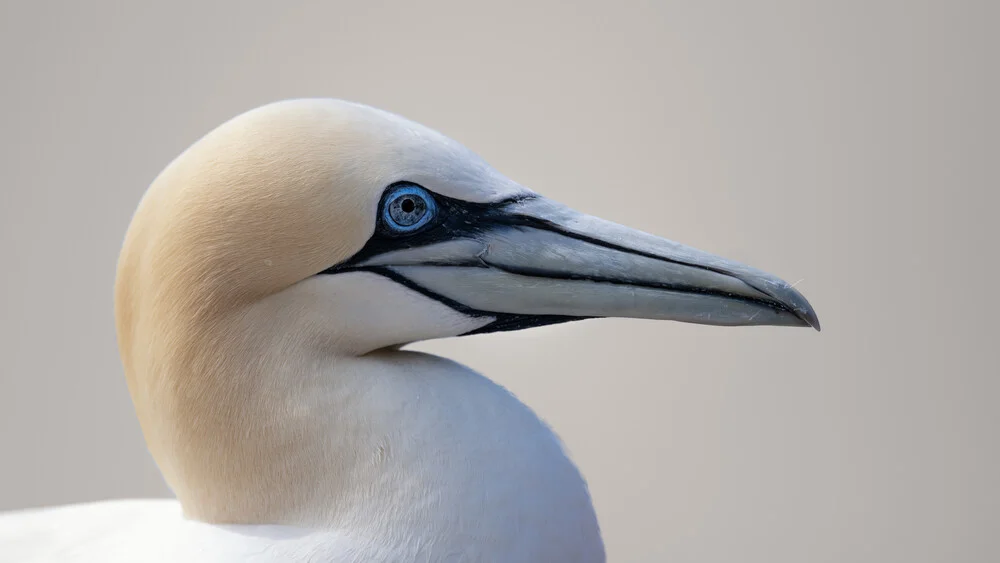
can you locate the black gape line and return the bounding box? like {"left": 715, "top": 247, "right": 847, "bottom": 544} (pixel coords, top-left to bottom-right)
{"left": 340, "top": 265, "right": 584, "bottom": 335}
{"left": 317, "top": 182, "right": 795, "bottom": 335}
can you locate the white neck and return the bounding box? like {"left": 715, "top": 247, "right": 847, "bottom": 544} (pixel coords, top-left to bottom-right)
{"left": 127, "top": 275, "right": 605, "bottom": 561}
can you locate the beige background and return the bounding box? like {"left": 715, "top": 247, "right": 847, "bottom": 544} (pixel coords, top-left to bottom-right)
{"left": 1, "top": 1, "right": 996, "bottom": 561}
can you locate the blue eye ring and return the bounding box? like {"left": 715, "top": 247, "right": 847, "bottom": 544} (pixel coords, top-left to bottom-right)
{"left": 380, "top": 184, "right": 437, "bottom": 235}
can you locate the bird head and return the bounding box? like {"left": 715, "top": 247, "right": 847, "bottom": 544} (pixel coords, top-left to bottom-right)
{"left": 116, "top": 99, "right": 817, "bottom": 365}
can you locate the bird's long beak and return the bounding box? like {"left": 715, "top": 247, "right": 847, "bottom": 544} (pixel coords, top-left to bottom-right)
{"left": 344, "top": 195, "right": 819, "bottom": 332}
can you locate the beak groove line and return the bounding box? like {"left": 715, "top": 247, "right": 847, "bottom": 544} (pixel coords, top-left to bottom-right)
{"left": 319, "top": 189, "right": 820, "bottom": 332}
{"left": 475, "top": 258, "right": 802, "bottom": 322}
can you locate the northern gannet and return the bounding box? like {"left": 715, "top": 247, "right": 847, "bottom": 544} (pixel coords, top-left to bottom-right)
{"left": 0, "top": 99, "right": 819, "bottom": 562}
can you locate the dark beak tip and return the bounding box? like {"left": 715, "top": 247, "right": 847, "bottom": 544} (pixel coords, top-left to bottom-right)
{"left": 795, "top": 306, "right": 821, "bottom": 332}
{"left": 739, "top": 275, "right": 820, "bottom": 332}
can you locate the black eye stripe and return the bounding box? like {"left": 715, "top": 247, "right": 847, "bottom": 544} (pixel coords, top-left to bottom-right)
{"left": 326, "top": 183, "right": 536, "bottom": 269}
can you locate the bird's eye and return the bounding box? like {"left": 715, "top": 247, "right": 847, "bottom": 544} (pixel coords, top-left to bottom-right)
{"left": 381, "top": 184, "right": 437, "bottom": 234}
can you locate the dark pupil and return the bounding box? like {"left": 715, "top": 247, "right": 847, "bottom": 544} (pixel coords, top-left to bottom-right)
{"left": 401, "top": 198, "right": 415, "bottom": 213}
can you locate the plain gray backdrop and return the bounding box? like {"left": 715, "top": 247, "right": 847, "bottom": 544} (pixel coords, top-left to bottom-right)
{"left": 1, "top": 1, "right": 996, "bottom": 561}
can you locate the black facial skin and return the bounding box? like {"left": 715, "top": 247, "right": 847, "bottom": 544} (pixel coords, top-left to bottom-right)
{"left": 318, "top": 182, "right": 584, "bottom": 335}
{"left": 319, "top": 182, "right": 795, "bottom": 335}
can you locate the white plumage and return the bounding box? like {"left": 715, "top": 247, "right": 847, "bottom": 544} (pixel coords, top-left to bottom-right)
{"left": 0, "top": 99, "right": 816, "bottom": 562}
